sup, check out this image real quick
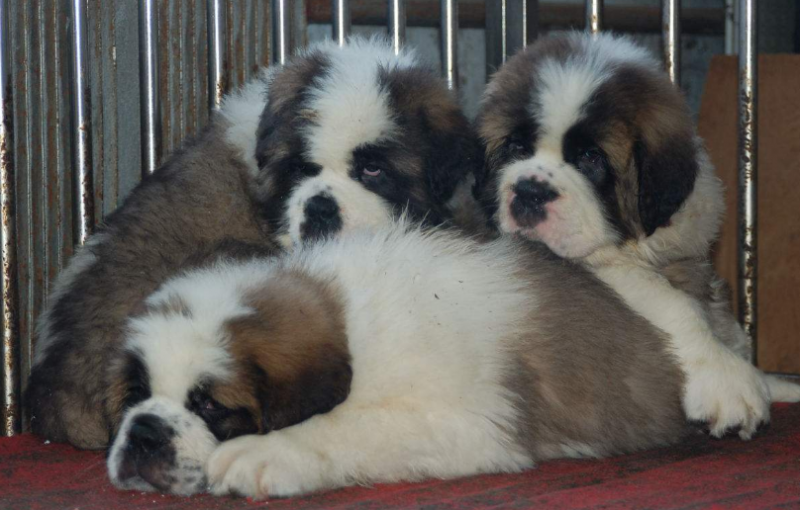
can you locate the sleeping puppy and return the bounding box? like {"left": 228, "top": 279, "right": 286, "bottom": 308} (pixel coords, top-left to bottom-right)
{"left": 107, "top": 221, "right": 688, "bottom": 497}
{"left": 26, "top": 70, "right": 278, "bottom": 450}
{"left": 251, "top": 36, "right": 481, "bottom": 247}
{"left": 473, "top": 32, "right": 800, "bottom": 440}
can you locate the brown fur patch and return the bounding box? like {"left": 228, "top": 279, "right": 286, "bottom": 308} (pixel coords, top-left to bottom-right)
{"left": 223, "top": 270, "right": 352, "bottom": 432}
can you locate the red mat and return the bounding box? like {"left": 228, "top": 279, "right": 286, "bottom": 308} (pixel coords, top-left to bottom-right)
{"left": 3, "top": 404, "right": 800, "bottom": 510}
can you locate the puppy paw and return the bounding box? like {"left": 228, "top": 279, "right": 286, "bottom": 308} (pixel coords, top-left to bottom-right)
{"left": 206, "top": 434, "right": 324, "bottom": 499}
{"left": 683, "top": 353, "right": 770, "bottom": 440}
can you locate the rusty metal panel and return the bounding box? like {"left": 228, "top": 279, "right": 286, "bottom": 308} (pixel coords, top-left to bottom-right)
{"left": 1, "top": 0, "right": 20, "bottom": 437}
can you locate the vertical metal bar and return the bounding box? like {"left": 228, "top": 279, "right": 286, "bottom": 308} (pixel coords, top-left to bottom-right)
{"left": 69, "top": 0, "right": 94, "bottom": 246}
{"left": 486, "top": 0, "right": 535, "bottom": 77}
{"left": 331, "top": 0, "right": 351, "bottom": 47}
{"left": 440, "top": 0, "right": 458, "bottom": 90}
{"left": 585, "top": 0, "right": 603, "bottom": 34}
{"left": 139, "top": 0, "right": 160, "bottom": 175}
{"left": 207, "top": 0, "right": 225, "bottom": 111}
{"left": 388, "top": 0, "right": 406, "bottom": 55}
{"left": 0, "top": 0, "right": 20, "bottom": 437}
{"left": 271, "top": 0, "right": 290, "bottom": 65}
{"left": 662, "top": 0, "right": 681, "bottom": 85}
{"left": 737, "top": 0, "right": 758, "bottom": 364}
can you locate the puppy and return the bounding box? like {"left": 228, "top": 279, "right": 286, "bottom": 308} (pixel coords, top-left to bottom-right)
{"left": 473, "top": 32, "right": 800, "bottom": 440}
{"left": 106, "top": 221, "right": 688, "bottom": 497}
{"left": 250, "top": 36, "right": 482, "bottom": 247}
{"left": 26, "top": 70, "right": 278, "bottom": 450}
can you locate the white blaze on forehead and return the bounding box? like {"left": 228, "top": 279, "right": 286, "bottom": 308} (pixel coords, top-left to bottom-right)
{"left": 125, "top": 264, "right": 264, "bottom": 401}
{"left": 303, "top": 39, "right": 418, "bottom": 174}
{"left": 531, "top": 32, "right": 658, "bottom": 152}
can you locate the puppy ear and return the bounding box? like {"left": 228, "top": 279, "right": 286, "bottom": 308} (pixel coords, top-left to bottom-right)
{"left": 255, "top": 350, "right": 352, "bottom": 432}
{"left": 635, "top": 136, "right": 698, "bottom": 237}
{"left": 228, "top": 278, "right": 352, "bottom": 433}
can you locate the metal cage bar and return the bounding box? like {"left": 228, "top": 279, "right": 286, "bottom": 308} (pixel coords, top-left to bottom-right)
{"left": 440, "top": 0, "right": 458, "bottom": 90}
{"left": 486, "top": 0, "right": 537, "bottom": 77}
{"left": 737, "top": 0, "right": 758, "bottom": 363}
{"left": 662, "top": 0, "right": 681, "bottom": 85}
{"left": 139, "top": 0, "right": 161, "bottom": 175}
{"left": 388, "top": 0, "right": 406, "bottom": 55}
{"left": 207, "top": 0, "right": 226, "bottom": 111}
{"left": 0, "top": 0, "right": 20, "bottom": 437}
{"left": 69, "top": 0, "right": 94, "bottom": 246}
{"left": 332, "top": 0, "right": 351, "bottom": 47}
{"left": 272, "top": 0, "right": 291, "bottom": 65}
{"left": 585, "top": 0, "right": 603, "bottom": 34}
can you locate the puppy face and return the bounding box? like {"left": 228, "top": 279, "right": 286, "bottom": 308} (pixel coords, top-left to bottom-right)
{"left": 475, "top": 33, "right": 719, "bottom": 261}
{"left": 106, "top": 264, "right": 351, "bottom": 495}
{"left": 254, "top": 38, "right": 480, "bottom": 247}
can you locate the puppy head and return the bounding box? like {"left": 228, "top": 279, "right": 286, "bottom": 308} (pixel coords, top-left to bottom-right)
{"left": 254, "top": 36, "right": 480, "bottom": 248}
{"left": 475, "top": 32, "right": 723, "bottom": 262}
{"left": 106, "top": 262, "right": 350, "bottom": 495}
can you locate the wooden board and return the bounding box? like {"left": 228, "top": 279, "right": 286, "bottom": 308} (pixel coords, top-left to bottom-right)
{"left": 698, "top": 55, "right": 800, "bottom": 374}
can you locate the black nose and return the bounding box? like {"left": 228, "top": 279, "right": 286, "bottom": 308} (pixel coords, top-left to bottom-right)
{"left": 510, "top": 179, "right": 559, "bottom": 226}
{"left": 302, "top": 194, "right": 342, "bottom": 241}
{"left": 128, "top": 414, "right": 174, "bottom": 453}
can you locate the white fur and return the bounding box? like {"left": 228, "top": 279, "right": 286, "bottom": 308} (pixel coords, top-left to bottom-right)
{"left": 208, "top": 225, "right": 536, "bottom": 497}
{"left": 219, "top": 67, "right": 275, "bottom": 176}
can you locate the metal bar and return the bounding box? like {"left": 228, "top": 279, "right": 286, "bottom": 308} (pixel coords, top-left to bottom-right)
{"left": 207, "top": 0, "right": 225, "bottom": 111}
{"left": 661, "top": 0, "right": 680, "bottom": 85}
{"left": 440, "top": 0, "right": 458, "bottom": 90}
{"left": 271, "top": 0, "right": 291, "bottom": 65}
{"left": 387, "top": 0, "right": 406, "bottom": 55}
{"left": 585, "top": 0, "right": 603, "bottom": 34}
{"left": 331, "top": 0, "right": 351, "bottom": 47}
{"left": 737, "top": 0, "right": 757, "bottom": 364}
{"left": 139, "top": 0, "right": 160, "bottom": 175}
{"left": 69, "top": 0, "right": 94, "bottom": 246}
{"left": 485, "top": 0, "right": 535, "bottom": 77}
{"left": 0, "top": 0, "right": 20, "bottom": 437}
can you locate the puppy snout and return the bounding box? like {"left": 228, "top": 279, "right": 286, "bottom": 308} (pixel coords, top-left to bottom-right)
{"left": 510, "top": 178, "right": 559, "bottom": 227}
{"left": 302, "top": 194, "right": 343, "bottom": 241}
{"left": 128, "top": 414, "right": 173, "bottom": 453}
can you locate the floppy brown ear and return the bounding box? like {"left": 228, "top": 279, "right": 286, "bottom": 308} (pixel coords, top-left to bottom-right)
{"left": 635, "top": 134, "right": 698, "bottom": 237}
{"left": 228, "top": 274, "right": 352, "bottom": 433}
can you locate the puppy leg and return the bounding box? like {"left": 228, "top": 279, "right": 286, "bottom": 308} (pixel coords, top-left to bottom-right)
{"left": 207, "top": 402, "right": 531, "bottom": 498}
{"left": 595, "top": 265, "right": 771, "bottom": 440}
{"left": 766, "top": 376, "right": 800, "bottom": 403}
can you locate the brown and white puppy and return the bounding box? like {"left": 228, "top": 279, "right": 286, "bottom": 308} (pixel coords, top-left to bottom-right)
{"left": 107, "top": 221, "right": 688, "bottom": 497}
{"left": 474, "top": 32, "right": 800, "bottom": 440}
{"left": 251, "top": 36, "right": 481, "bottom": 247}
{"left": 26, "top": 70, "right": 280, "bottom": 450}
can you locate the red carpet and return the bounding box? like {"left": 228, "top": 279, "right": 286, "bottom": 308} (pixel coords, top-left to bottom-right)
{"left": 2, "top": 404, "right": 800, "bottom": 510}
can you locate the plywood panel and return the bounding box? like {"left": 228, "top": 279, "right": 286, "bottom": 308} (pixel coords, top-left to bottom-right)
{"left": 698, "top": 55, "right": 800, "bottom": 374}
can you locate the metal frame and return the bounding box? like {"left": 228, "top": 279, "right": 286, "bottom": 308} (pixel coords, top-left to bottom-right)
{"left": 0, "top": 0, "right": 767, "bottom": 436}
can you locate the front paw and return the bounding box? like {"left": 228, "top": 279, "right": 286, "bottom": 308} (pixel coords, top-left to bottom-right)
{"left": 683, "top": 354, "right": 770, "bottom": 440}
{"left": 206, "top": 434, "right": 323, "bottom": 499}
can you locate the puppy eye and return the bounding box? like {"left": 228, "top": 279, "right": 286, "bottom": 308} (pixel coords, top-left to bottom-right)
{"left": 360, "top": 165, "right": 383, "bottom": 178}
{"left": 580, "top": 148, "right": 604, "bottom": 164}
{"left": 204, "top": 400, "right": 216, "bottom": 411}
{"left": 504, "top": 137, "right": 529, "bottom": 158}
